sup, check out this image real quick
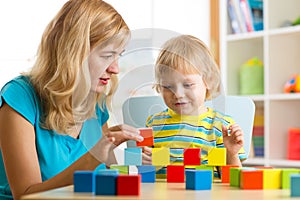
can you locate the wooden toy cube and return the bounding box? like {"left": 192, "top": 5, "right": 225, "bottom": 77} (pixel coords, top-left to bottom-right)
{"left": 137, "top": 165, "right": 156, "bottom": 183}
{"left": 291, "top": 174, "right": 300, "bottom": 197}
{"left": 263, "top": 169, "right": 282, "bottom": 189}
{"left": 207, "top": 148, "right": 226, "bottom": 166}
{"left": 167, "top": 165, "right": 185, "bottom": 183}
{"left": 185, "top": 169, "right": 212, "bottom": 190}
{"left": 221, "top": 165, "right": 239, "bottom": 183}
{"left": 183, "top": 148, "right": 201, "bottom": 166}
{"left": 281, "top": 168, "right": 300, "bottom": 189}
{"left": 125, "top": 147, "right": 142, "bottom": 166}
{"left": 117, "top": 175, "right": 141, "bottom": 195}
{"left": 110, "top": 165, "right": 129, "bottom": 174}
{"left": 95, "top": 174, "right": 118, "bottom": 195}
{"left": 73, "top": 171, "right": 94, "bottom": 193}
{"left": 152, "top": 147, "right": 170, "bottom": 166}
{"left": 229, "top": 168, "right": 241, "bottom": 187}
{"left": 240, "top": 169, "right": 263, "bottom": 189}
{"left": 195, "top": 165, "right": 215, "bottom": 180}
{"left": 137, "top": 128, "right": 154, "bottom": 147}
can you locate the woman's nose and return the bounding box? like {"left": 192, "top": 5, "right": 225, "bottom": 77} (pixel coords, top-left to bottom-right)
{"left": 106, "top": 60, "right": 119, "bottom": 74}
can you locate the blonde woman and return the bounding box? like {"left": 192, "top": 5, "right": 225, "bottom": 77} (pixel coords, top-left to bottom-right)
{"left": 0, "top": 1, "right": 144, "bottom": 199}
{"left": 146, "top": 35, "right": 246, "bottom": 173}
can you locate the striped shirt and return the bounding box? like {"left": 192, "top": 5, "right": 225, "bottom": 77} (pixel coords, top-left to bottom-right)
{"left": 146, "top": 107, "right": 247, "bottom": 165}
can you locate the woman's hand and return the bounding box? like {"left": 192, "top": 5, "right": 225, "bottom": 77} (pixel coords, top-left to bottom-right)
{"left": 222, "top": 124, "right": 244, "bottom": 156}
{"left": 142, "top": 146, "right": 152, "bottom": 165}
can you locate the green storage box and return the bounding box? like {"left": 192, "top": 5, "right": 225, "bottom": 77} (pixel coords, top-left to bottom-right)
{"left": 239, "top": 57, "right": 264, "bottom": 95}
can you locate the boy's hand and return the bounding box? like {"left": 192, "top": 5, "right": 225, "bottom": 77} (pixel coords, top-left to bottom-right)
{"left": 222, "top": 124, "right": 244, "bottom": 155}
{"left": 142, "top": 146, "right": 152, "bottom": 165}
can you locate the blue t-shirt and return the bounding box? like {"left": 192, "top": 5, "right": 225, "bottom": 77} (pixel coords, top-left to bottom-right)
{"left": 0, "top": 75, "right": 109, "bottom": 198}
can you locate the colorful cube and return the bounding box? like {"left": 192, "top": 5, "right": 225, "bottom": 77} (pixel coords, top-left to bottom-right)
{"left": 183, "top": 148, "right": 201, "bottom": 166}
{"left": 73, "top": 171, "right": 94, "bottom": 193}
{"left": 137, "top": 165, "right": 156, "bottom": 183}
{"left": 152, "top": 147, "right": 170, "bottom": 166}
{"left": 137, "top": 128, "right": 154, "bottom": 147}
{"left": 167, "top": 165, "right": 185, "bottom": 183}
{"left": 185, "top": 169, "right": 212, "bottom": 190}
{"left": 125, "top": 147, "right": 142, "bottom": 166}
{"left": 291, "top": 174, "right": 300, "bottom": 197}
{"left": 207, "top": 148, "right": 226, "bottom": 166}
{"left": 95, "top": 174, "right": 118, "bottom": 195}
{"left": 117, "top": 175, "right": 141, "bottom": 195}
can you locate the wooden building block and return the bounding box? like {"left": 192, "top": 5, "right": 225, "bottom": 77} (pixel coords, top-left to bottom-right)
{"left": 73, "top": 171, "right": 94, "bottom": 193}
{"left": 136, "top": 128, "right": 154, "bottom": 147}
{"left": 152, "top": 147, "right": 170, "bottom": 166}
{"left": 195, "top": 165, "right": 214, "bottom": 180}
{"left": 282, "top": 168, "right": 300, "bottom": 189}
{"left": 124, "top": 147, "right": 142, "bottom": 166}
{"left": 240, "top": 169, "right": 263, "bottom": 189}
{"left": 183, "top": 148, "right": 201, "bottom": 166}
{"left": 96, "top": 169, "right": 119, "bottom": 176}
{"left": 95, "top": 174, "right": 118, "bottom": 195}
{"left": 230, "top": 168, "right": 241, "bottom": 187}
{"left": 185, "top": 169, "right": 212, "bottom": 190}
{"left": 167, "top": 165, "right": 185, "bottom": 183}
{"left": 137, "top": 165, "right": 156, "bottom": 183}
{"left": 207, "top": 148, "right": 226, "bottom": 166}
{"left": 291, "top": 174, "right": 300, "bottom": 197}
{"left": 221, "top": 165, "right": 239, "bottom": 183}
{"left": 110, "top": 165, "right": 129, "bottom": 174}
{"left": 117, "top": 175, "right": 141, "bottom": 195}
{"left": 263, "top": 169, "right": 282, "bottom": 189}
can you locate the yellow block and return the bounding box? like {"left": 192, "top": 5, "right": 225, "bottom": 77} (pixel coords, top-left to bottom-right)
{"left": 152, "top": 147, "right": 170, "bottom": 166}
{"left": 263, "top": 169, "right": 282, "bottom": 189}
{"left": 207, "top": 148, "right": 226, "bottom": 166}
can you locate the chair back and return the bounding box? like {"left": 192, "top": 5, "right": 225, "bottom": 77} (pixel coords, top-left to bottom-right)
{"left": 122, "top": 95, "right": 255, "bottom": 157}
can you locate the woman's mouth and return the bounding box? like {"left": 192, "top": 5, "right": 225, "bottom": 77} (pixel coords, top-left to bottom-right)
{"left": 99, "top": 78, "right": 109, "bottom": 85}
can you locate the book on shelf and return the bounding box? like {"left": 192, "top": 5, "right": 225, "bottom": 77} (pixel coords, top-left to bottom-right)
{"left": 227, "top": 0, "right": 264, "bottom": 34}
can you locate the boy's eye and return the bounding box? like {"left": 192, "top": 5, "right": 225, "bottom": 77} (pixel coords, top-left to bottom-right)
{"left": 161, "top": 85, "right": 173, "bottom": 90}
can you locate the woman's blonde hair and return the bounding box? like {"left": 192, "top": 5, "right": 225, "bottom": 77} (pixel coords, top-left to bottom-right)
{"left": 155, "top": 34, "right": 220, "bottom": 99}
{"left": 26, "top": 0, "right": 130, "bottom": 134}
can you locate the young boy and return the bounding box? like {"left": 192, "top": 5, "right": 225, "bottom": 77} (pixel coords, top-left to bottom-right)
{"left": 146, "top": 35, "right": 246, "bottom": 168}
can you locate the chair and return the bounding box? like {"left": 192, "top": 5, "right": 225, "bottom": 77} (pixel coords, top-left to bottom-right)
{"left": 122, "top": 95, "right": 255, "bottom": 158}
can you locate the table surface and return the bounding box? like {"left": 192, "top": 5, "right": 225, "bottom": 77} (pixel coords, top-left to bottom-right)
{"left": 21, "top": 181, "right": 300, "bottom": 200}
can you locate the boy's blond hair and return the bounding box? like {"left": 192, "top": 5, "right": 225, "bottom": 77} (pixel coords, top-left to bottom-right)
{"left": 155, "top": 34, "right": 220, "bottom": 99}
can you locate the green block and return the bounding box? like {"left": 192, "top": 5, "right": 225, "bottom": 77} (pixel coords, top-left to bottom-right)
{"left": 230, "top": 168, "right": 241, "bottom": 187}
{"left": 110, "top": 165, "right": 128, "bottom": 174}
{"left": 282, "top": 168, "right": 300, "bottom": 189}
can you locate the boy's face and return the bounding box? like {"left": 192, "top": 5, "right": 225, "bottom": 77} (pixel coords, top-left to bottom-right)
{"left": 159, "top": 69, "right": 208, "bottom": 116}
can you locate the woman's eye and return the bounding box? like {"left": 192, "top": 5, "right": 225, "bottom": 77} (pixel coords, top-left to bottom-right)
{"left": 100, "top": 55, "right": 113, "bottom": 60}
{"left": 183, "top": 83, "right": 195, "bottom": 88}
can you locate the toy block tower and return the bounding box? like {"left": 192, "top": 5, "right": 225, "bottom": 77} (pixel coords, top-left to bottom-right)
{"left": 207, "top": 148, "right": 226, "bottom": 166}
{"left": 185, "top": 169, "right": 212, "bottom": 190}
{"left": 136, "top": 128, "right": 154, "bottom": 147}
{"left": 167, "top": 165, "right": 185, "bottom": 183}
{"left": 124, "top": 147, "right": 142, "bottom": 166}
{"left": 183, "top": 148, "right": 201, "bottom": 166}
{"left": 73, "top": 170, "right": 94, "bottom": 193}
{"left": 152, "top": 147, "right": 170, "bottom": 166}
{"left": 117, "top": 175, "right": 141, "bottom": 195}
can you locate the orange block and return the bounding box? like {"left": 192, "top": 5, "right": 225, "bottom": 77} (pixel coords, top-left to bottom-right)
{"left": 221, "top": 165, "right": 239, "bottom": 183}
{"left": 240, "top": 170, "right": 263, "bottom": 189}
{"left": 136, "top": 128, "right": 154, "bottom": 147}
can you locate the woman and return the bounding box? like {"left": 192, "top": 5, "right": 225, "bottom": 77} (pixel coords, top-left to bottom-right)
{"left": 0, "top": 0, "right": 143, "bottom": 199}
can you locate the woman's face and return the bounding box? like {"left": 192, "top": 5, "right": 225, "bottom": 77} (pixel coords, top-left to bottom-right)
{"left": 88, "top": 44, "right": 125, "bottom": 93}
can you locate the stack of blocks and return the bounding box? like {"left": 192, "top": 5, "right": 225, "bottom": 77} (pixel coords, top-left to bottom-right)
{"left": 73, "top": 127, "right": 300, "bottom": 197}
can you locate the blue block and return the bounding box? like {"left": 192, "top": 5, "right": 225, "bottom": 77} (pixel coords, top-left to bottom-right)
{"left": 96, "top": 169, "right": 119, "bottom": 176}
{"left": 185, "top": 169, "right": 212, "bottom": 190}
{"left": 124, "top": 147, "right": 142, "bottom": 166}
{"left": 95, "top": 174, "right": 118, "bottom": 195}
{"left": 94, "top": 163, "right": 107, "bottom": 172}
{"left": 138, "top": 165, "right": 156, "bottom": 183}
{"left": 291, "top": 174, "right": 300, "bottom": 197}
{"left": 74, "top": 171, "right": 94, "bottom": 193}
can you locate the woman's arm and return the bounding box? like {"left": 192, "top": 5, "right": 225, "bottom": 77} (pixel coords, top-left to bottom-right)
{"left": 0, "top": 103, "right": 143, "bottom": 200}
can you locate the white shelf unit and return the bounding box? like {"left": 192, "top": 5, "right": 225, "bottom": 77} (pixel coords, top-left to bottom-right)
{"left": 220, "top": 0, "right": 300, "bottom": 167}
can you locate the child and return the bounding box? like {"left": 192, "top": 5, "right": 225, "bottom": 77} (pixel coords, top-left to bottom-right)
{"left": 146, "top": 35, "right": 246, "bottom": 168}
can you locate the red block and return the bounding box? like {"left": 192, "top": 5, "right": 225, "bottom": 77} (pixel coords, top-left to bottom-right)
{"left": 221, "top": 165, "right": 239, "bottom": 183}
{"left": 136, "top": 128, "right": 154, "bottom": 147}
{"left": 167, "top": 165, "right": 185, "bottom": 183}
{"left": 183, "top": 148, "right": 201, "bottom": 166}
{"left": 117, "top": 175, "right": 141, "bottom": 195}
{"left": 240, "top": 170, "right": 263, "bottom": 189}
{"left": 287, "top": 128, "right": 300, "bottom": 160}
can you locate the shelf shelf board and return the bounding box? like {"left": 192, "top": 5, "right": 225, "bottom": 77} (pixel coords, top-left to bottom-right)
{"left": 269, "top": 26, "right": 300, "bottom": 37}
{"left": 268, "top": 93, "right": 300, "bottom": 100}
{"left": 269, "top": 159, "right": 300, "bottom": 168}
{"left": 243, "top": 157, "right": 265, "bottom": 166}
{"left": 226, "top": 31, "right": 264, "bottom": 42}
